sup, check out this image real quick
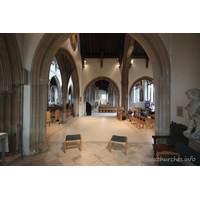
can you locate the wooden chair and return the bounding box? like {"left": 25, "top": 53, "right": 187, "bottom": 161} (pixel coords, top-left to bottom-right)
{"left": 46, "top": 111, "right": 51, "bottom": 126}
{"left": 157, "top": 142, "right": 200, "bottom": 166}
{"left": 137, "top": 116, "right": 147, "bottom": 130}
{"left": 55, "top": 109, "right": 60, "bottom": 123}
{"left": 51, "top": 110, "right": 56, "bottom": 123}
{"left": 110, "top": 135, "right": 127, "bottom": 155}
{"left": 146, "top": 118, "right": 155, "bottom": 128}
{"left": 52, "top": 109, "right": 60, "bottom": 123}
{"left": 131, "top": 114, "right": 138, "bottom": 126}
{"left": 64, "top": 134, "right": 82, "bottom": 153}
{"left": 152, "top": 121, "right": 188, "bottom": 158}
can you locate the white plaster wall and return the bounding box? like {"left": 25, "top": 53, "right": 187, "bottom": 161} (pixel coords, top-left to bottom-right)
{"left": 82, "top": 58, "right": 121, "bottom": 106}
{"left": 171, "top": 33, "right": 200, "bottom": 126}
{"left": 24, "top": 34, "right": 44, "bottom": 71}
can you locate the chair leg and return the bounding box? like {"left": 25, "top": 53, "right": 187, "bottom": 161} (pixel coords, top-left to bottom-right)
{"left": 64, "top": 142, "right": 66, "bottom": 153}
{"left": 125, "top": 140, "right": 127, "bottom": 155}
{"left": 110, "top": 141, "right": 112, "bottom": 153}
{"left": 80, "top": 139, "right": 82, "bottom": 151}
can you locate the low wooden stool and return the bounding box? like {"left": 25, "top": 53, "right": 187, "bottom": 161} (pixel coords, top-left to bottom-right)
{"left": 110, "top": 135, "right": 127, "bottom": 155}
{"left": 64, "top": 134, "right": 82, "bottom": 153}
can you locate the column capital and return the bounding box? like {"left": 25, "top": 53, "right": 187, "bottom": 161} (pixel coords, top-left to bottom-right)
{"left": 6, "top": 91, "right": 14, "bottom": 98}
{"left": 153, "top": 78, "right": 162, "bottom": 87}
{"left": 40, "top": 78, "right": 50, "bottom": 86}
{"left": 0, "top": 91, "right": 6, "bottom": 98}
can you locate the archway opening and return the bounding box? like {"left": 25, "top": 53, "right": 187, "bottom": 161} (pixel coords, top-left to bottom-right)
{"left": 129, "top": 76, "right": 154, "bottom": 109}
{"left": 30, "top": 33, "right": 170, "bottom": 155}
{"left": 84, "top": 77, "right": 120, "bottom": 117}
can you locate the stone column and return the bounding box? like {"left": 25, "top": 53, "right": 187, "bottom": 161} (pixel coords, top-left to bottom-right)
{"left": 74, "top": 96, "right": 79, "bottom": 117}
{"left": 39, "top": 78, "right": 49, "bottom": 153}
{"left": 153, "top": 78, "right": 162, "bottom": 136}
{"left": 89, "top": 86, "right": 92, "bottom": 105}
{"left": 5, "top": 91, "right": 13, "bottom": 152}
{"left": 62, "top": 94, "right": 67, "bottom": 124}
{"left": 111, "top": 86, "right": 113, "bottom": 106}
{"left": 0, "top": 92, "right": 6, "bottom": 132}
{"left": 121, "top": 81, "right": 129, "bottom": 112}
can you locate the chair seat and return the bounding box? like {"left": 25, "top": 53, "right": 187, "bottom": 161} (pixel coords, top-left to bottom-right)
{"left": 111, "top": 135, "right": 127, "bottom": 143}
{"left": 156, "top": 144, "right": 177, "bottom": 152}
{"left": 51, "top": 116, "right": 55, "bottom": 118}
{"left": 66, "top": 134, "right": 81, "bottom": 141}
{"left": 110, "top": 135, "right": 127, "bottom": 155}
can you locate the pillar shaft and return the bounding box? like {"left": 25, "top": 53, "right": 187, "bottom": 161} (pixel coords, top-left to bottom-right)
{"left": 121, "top": 81, "right": 129, "bottom": 112}
{"left": 154, "top": 78, "right": 162, "bottom": 136}
{"left": 39, "top": 78, "right": 49, "bottom": 152}
{"left": 0, "top": 92, "right": 6, "bottom": 132}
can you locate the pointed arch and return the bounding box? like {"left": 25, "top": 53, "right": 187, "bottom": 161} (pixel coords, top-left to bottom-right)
{"left": 30, "top": 33, "right": 171, "bottom": 155}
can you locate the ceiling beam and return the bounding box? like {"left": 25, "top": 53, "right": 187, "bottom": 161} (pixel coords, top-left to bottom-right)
{"left": 100, "top": 51, "right": 104, "bottom": 68}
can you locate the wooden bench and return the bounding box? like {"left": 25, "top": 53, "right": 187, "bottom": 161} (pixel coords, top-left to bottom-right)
{"left": 98, "top": 107, "right": 117, "bottom": 113}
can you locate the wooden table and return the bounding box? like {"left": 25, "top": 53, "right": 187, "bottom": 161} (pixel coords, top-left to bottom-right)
{"left": 0, "top": 133, "right": 8, "bottom": 165}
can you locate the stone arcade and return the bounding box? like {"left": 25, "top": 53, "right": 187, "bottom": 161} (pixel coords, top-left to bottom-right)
{"left": 0, "top": 33, "right": 200, "bottom": 165}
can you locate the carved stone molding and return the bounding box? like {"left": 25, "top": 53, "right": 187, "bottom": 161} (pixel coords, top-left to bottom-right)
{"left": 153, "top": 78, "right": 163, "bottom": 87}
{"left": 6, "top": 91, "right": 14, "bottom": 98}
{"left": 40, "top": 78, "right": 50, "bottom": 86}
{"left": 0, "top": 91, "right": 6, "bottom": 98}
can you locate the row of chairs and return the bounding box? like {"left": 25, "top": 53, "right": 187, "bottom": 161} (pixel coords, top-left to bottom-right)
{"left": 130, "top": 114, "right": 155, "bottom": 130}
{"left": 130, "top": 114, "right": 147, "bottom": 130}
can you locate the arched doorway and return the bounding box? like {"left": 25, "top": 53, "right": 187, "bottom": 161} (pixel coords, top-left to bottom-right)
{"left": 83, "top": 76, "right": 120, "bottom": 116}
{"left": 30, "top": 33, "right": 170, "bottom": 155}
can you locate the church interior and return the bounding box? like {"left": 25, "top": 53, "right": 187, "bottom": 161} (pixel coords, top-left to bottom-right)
{"left": 1, "top": 2, "right": 200, "bottom": 199}
{"left": 1, "top": 32, "right": 200, "bottom": 168}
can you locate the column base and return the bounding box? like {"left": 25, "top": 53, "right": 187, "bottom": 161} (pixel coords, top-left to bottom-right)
{"left": 30, "top": 143, "right": 49, "bottom": 155}
{"left": 29, "top": 145, "right": 40, "bottom": 155}
{"left": 39, "top": 143, "right": 49, "bottom": 153}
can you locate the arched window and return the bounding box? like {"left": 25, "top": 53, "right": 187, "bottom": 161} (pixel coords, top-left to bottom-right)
{"left": 134, "top": 83, "right": 140, "bottom": 103}
{"left": 51, "top": 87, "right": 55, "bottom": 102}
{"left": 132, "top": 79, "right": 154, "bottom": 104}
{"left": 146, "top": 81, "right": 154, "bottom": 102}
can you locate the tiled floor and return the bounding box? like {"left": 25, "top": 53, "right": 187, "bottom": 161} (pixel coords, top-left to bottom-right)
{"left": 11, "top": 108, "right": 156, "bottom": 166}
